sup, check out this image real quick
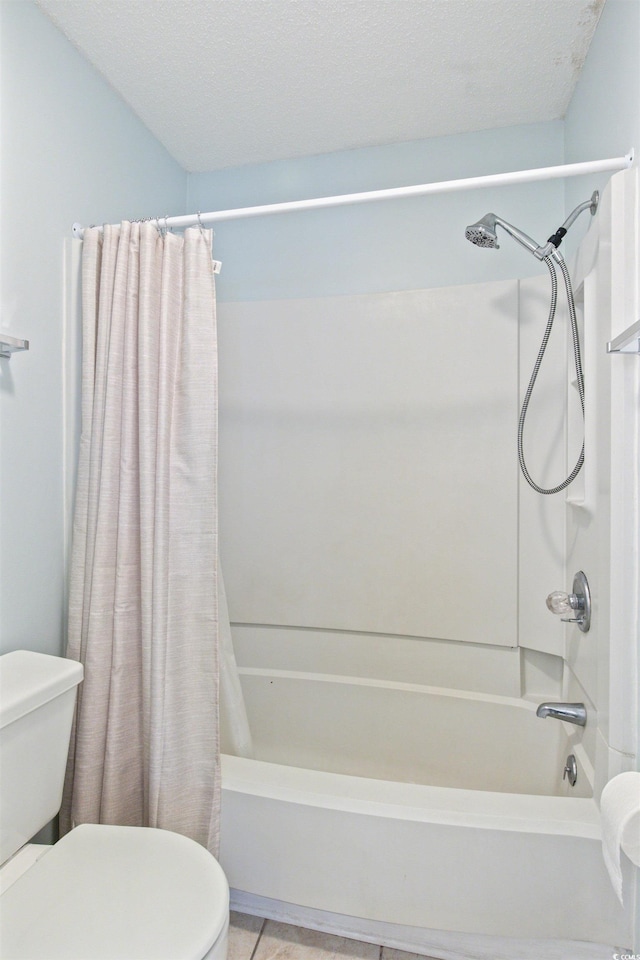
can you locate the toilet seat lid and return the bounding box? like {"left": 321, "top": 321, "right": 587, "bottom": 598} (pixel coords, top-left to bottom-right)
{"left": 0, "top": 824, "right": 229, "bottom": 960}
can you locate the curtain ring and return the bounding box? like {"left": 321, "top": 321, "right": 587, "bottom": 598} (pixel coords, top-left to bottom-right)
{"left": 196, "top": 211, "right": 207, "bottom": 239}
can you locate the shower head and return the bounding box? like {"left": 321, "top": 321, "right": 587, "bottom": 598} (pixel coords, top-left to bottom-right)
{"left": 465, "top": 213, "right": 543, "bottom": 257}
{"left": 465, "top": 214, "right": 500, "bottom": 249}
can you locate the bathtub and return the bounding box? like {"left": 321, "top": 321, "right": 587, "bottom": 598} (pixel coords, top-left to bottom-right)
{"left": 219, "top": 664, "right": 631, "bottom": 959}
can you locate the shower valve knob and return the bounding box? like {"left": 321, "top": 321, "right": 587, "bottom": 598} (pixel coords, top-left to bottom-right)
{"left": 546, "top": 591, "right": 575, "bottom": 616}
{"left": 545, "top": 571, "right": 591, "bottom": 633}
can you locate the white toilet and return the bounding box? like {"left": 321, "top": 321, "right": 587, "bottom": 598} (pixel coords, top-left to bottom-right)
{"left": 0, "top": 650, "right": 229, "bottom": 960}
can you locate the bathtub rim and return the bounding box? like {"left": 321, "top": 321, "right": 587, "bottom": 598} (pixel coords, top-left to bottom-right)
{"left": 236, "top": 666, "right": 544, "bottom": 708}
{"left": 221, "top": 754, "right": 601, "bottom": 839}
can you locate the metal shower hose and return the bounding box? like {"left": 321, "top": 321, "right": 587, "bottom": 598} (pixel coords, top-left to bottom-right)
{"left": 517, "top": 251, "right": 585, "bottom": 495}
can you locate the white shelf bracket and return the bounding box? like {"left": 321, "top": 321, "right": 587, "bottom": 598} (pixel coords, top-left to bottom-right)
{"left": 0, "top": 335, "right": 30, "bottom": 359}
{"left": 607, "top": 320, "right": 640, "bottom": 354}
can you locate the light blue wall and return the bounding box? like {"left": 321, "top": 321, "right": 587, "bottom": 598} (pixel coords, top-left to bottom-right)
{"left": 189, "top": 123, "right": 565, "bottom": 302}
{"left": 0, "top": 2, "right": 187, "bottom": 656}
{"left": 564, "top": 0, "right": 640, "bottom": 243}
{"left": 566, "top": 0, "right": 639, "bottom": 178}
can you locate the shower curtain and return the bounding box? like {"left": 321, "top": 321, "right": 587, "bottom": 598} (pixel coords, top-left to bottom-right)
{"left": 61, "top": 221, "right": 222, "bottom": 854}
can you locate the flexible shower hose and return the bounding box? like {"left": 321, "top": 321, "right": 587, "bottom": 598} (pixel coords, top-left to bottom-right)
{"left": 517, "top": 251, "right": 585, "bottom": 495}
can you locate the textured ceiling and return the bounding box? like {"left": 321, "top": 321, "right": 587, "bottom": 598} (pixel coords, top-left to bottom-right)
{"left": 37, "top": 0, "right": 605, "bottom": 172}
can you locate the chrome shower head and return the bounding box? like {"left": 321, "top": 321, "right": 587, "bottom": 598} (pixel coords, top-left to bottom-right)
{"left": 465, "top": 213, "right": 543, "bottom": 258}
{"left": 465, "top": 214, "right": 499, "bottom": 249}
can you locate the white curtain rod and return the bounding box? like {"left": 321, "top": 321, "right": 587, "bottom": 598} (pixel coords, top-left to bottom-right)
{"left": 72, "top": 149, "right": 634, "bottom": 239}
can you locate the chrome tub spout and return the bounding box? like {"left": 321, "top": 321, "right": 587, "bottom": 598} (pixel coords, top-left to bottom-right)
{"left": 535, "top": 702, "right": 587, "bottom": 726}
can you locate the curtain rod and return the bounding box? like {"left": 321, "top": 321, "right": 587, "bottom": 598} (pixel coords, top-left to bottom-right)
{"left": 72, "top": 149, "right": 634, "bottom": 239}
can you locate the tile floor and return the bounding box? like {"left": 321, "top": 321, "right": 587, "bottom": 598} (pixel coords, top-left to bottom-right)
{"left": 228, "top": 912, "right": 441, "bottom": 960}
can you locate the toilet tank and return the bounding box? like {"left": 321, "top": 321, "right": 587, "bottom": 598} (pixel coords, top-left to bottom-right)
{"left": 0, "top": 651, "right": 83, "bottom": 865}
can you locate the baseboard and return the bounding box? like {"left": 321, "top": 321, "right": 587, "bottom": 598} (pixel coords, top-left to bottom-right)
{"left": 230, "top": 889, "right": 624, "bottom": 960}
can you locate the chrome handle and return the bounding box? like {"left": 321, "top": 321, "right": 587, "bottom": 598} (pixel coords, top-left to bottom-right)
{"left": 546, "top": 571, "right": 591, "bottom": 633}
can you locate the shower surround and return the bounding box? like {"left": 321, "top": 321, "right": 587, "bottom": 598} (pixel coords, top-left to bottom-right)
{"left": 215, "top": 169, "right": 639, "bottom": 957}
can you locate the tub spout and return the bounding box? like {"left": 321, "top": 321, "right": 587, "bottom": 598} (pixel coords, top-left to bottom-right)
{"left": 536, "top": 702, "right": 587, "bottom": 726}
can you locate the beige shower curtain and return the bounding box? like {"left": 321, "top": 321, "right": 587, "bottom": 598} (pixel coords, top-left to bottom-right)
{"left": 61, "top": 221, "right": 220, "bottom": 855}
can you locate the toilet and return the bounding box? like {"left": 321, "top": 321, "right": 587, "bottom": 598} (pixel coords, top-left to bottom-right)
{"left": 0, "top": 650, "right": 229, "bottom": 959}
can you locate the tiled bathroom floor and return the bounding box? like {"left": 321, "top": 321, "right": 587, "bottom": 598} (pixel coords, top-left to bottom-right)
{"left": 228, "top": 912, "right": 441, "bottom": 960}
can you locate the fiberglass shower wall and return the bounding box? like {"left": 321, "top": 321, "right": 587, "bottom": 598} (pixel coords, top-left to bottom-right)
{"left": 217, "top": 273, "right": 567, "bottom": 662}
{"left": 219, "top": 281, "right": 521, "bottom": 646}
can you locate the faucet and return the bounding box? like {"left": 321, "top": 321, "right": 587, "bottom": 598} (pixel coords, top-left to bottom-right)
{"left": 536, "top": 702, "right": 587, "bottom": 726}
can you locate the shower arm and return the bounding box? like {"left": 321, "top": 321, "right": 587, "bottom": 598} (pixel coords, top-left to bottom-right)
{"left": 539, "top": 191, "right": 599, "bottom": 258}
{"left": 490, "top": 191, "right": 599, "bottom": 262}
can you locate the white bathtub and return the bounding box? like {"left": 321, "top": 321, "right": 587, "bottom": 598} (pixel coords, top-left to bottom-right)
{"left": 219, "top": 666, "right": 631, "bottom": 959}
